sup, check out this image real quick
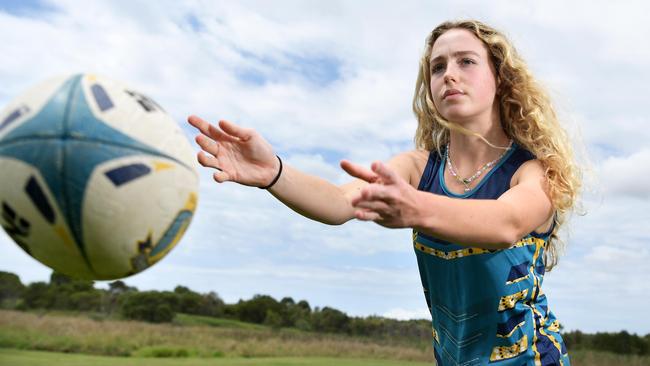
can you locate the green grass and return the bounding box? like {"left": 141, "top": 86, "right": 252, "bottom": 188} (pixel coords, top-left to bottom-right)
{"left": 3, "top": 311, "right": 649, "bottom": 366}
{"left": 0, "top": 348, "right": 433, "bottom": 366}
{"left": 4, "top": 349, "right": 650, "bottom": 366}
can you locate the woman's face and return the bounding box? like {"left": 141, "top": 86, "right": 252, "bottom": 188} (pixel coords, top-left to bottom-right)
{"left": 429, "top": 28, "right": 498, "bottom": 123}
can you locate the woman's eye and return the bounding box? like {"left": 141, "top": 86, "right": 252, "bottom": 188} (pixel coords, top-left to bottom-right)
{"left": 431, "top": 64, "right": 445, "bottom": 74}
{"left": 460, "top": 58, "right": 475, "bottom": 65}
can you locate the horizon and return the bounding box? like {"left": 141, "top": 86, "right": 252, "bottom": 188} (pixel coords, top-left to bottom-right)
{"left": 4, "top": 267, "right": 649, "bottom": 337}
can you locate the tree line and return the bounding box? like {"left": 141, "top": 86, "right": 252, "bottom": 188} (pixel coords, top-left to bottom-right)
{"left": 1, "top": 270, "right": 648, "bottom": 355}
{"left": 0, "top": 270, "right": 430, "bottom": 342}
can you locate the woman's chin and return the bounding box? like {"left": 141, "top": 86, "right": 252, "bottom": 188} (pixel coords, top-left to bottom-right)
{"left": 440, "top": 110, "right": 470, "bottom": 122}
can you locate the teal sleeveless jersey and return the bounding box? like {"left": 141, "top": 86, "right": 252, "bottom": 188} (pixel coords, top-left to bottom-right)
{"left": 413, "top": 145, "right": 570, "bottom": 366}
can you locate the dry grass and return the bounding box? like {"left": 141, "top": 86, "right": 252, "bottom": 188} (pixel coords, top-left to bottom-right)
{"left": 0, "top": 310, "right": 433, "bottom": 362}
{"left": 3, "top": 310, "right": 649, "bottom": 365}
{"left": 569, "top": 350, "right": 650, "bottom": 366}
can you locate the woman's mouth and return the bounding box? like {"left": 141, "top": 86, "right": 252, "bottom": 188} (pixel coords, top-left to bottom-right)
{"left": 443, "top": 89, "right": 464, "bottom": 99}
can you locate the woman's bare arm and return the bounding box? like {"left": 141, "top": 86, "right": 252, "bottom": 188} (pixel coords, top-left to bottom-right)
{"left": 343, "top": 159, "right": 553, "bottom": 249}
{"left": 188, "top": 115, "right": 417, "bottom": 225}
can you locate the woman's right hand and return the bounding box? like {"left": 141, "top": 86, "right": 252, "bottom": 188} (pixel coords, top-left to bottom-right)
{"left": 187, "top": 115, "right": 280, "bottom": 187}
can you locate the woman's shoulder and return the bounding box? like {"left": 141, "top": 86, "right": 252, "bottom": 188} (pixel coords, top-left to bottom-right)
{"left": 395, "top": 149, "right": 431, "bottom": 161}
{"left": 510, "top": 158, "right": 545, "bottom": 187}
{"left": 389, "top": 149, "right": 432, "bottom": 187}
{"left": 508, "top": 145, "right": 543, "bottom": 187}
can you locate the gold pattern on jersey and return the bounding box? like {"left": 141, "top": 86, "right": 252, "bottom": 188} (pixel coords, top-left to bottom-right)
{"left": 490, "top": 334, "right": 528, "bottom": 362}
{"left": 413, "top": 234, "right": 544, "bottom": 260}
{"left": 498, "top": 289, "right": 528, "bottom": 312}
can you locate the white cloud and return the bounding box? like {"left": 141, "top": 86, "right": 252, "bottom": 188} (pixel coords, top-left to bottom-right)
{"left": 599, "top": 149, "right": 650, "bottom": 199}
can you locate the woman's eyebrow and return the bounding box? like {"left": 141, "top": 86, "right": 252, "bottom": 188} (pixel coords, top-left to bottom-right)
{"left": 430, "top": 50, "right": 481, "bottom": 63}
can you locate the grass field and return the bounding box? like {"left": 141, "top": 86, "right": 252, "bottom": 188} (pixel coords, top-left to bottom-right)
{"left": 3, "top": 348, "right": 650, "bottom": 366}
{"left": 174, "top": 313, "right": 269, "bottom": 330}
{"left": 0, "top": 310, "right": 431, "bottom": 361}
{"left": 2, "top": 310, "right": 649, "bottom": 366}
{"left": 0, "top": 349, "right": 433, "bottom": 366}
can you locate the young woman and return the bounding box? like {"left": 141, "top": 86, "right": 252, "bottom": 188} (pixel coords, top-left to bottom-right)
{"left": 189, "top": 19, "right": 580, "bottom": 366}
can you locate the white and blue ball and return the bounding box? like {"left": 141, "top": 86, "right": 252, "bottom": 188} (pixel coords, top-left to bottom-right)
{"left": 0, "top": 74, "right": 198, "bottom": 280}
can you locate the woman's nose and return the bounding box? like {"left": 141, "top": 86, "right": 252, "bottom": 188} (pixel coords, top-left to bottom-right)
{"left": 443, "top": 64, "right": 458, "bottom": 83}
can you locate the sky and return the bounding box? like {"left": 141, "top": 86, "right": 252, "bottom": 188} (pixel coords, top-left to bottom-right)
{"left": 0, "top": 0, "right": 648, "bottom": 334}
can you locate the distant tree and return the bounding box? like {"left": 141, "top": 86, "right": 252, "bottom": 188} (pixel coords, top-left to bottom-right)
{"left": 169, "top": 285, "right": 225, "bottom": 317}
{"left": 294, "top": 317, "right": 312, "bottom": 331}
{"left": 590, "top": 331, "right": 650, "bottom": 356}
{"left": 108, "top": 280, "right": 137, "bottom": 295}
{"left": 103, "top": 280, "right": 137, "bottom": 315}
{"left": 120, "top": 291, "right": 176, "bottom": 323}
{"left": 236, "top": 294, "right": 282, "bottom": 324}
{"left": 296, "top": 300, "right": 311, "bottom": 312}
{"left": 174, "top": 285, "right": 192, "bottom": 294}
{"left": 176, "top": 290, "right": 203, "bottom": 314}
{"left": 49, "top": 271, "right": 72, "bottom": 286}
{"left": 280, "top": 297, "right": 295, "bottom": 306}
{"left": 282, "top": 298, "right": 311, "bottom": 328}
{"left": 70, "top": 291, "right": 102, "bottom": 311}
{"left": 347, "top": 316, "right": 429, "bottom": 341}
{"left": 43, "top": 271, "right": 100, "bottom": 311}
{"left": 636, "top": 334, "right": 649, "bottom": 356}
{"left": 564, "top": 330, "right": 588, "bottom": 351}
{"left": 222, "top": 303, "right": 238, "bottom": 318}
{"left": 311, "top": 306, "right": 350, "bottom": 333}
{"left": 22, "top": 282, "right": 51, "bottom": 309}
{"left": 0, "top": 271, "right": 24, "bottom": 306}
{"left": 264, "top": 309, "right": 283, "bottom": 330}
{"left": 197, "top": 291, "right": 225, "bottom": 317}
{"left": 349, "top": 316, "right": 381, "bottom": 337}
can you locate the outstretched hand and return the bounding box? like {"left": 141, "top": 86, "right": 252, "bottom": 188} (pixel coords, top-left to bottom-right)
{"left": 187, "top": 115, "right": 279, "bottom": 187}
{"left": 340, "top": 160, "right": 421, "bottom": 229}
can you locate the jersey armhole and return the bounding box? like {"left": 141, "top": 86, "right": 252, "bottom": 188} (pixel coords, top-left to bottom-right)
{"left": 416, "top": 150, "right": 441, "bottom": 191}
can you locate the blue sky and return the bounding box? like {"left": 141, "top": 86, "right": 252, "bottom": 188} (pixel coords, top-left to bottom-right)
{"left": 0, "top": 0, "right": 649, "bottom": 334}
{"left": 0, "top": 0, "right": 56, "bottom": 16}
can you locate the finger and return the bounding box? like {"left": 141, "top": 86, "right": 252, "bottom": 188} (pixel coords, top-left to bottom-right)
{"left": 371, "top": 161, "right": 398, "bottom": 184}
{"left": 219, "top": 120, "right": 253, "bottom": 141}
{"left": 362, "top": 184, "right": 391, "bottom": 201}
{"left": 187, "top": 115, "right": 213, "bottom": 137}
{"left": 353, "top": 200, "right": 391, "bottom": 213}
{"left": 208, "top": 123, "right": 240, "bottom": 144}
{"left": 197, "top": 151, "right": 223, "bottom": 171}
{"left": 213, "top": 170, "right": 231, "bottom": 183}
{"left": 340, "top": 160, "right": 379, "bottom": 183}
{"left": 355, "top": 209, "right": 382, "bottom": 222}
{"left": 195, "top": 134, "right": 219, "bottom": 154}
{"left": 350, "top": 184, "right": 389, "bottom": 206}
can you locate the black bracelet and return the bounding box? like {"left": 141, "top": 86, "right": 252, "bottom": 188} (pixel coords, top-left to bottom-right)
{"left": 259, "top": 155, "right": 283, "bottom": 189}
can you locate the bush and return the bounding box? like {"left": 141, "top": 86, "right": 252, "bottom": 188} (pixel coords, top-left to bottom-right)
{"left": 235, "top": 295, "right": 282, "bottom": 324}
{"left": 0, "top": 271, "right": 24, "bottom": 305}
{"left": 311, "top": 306, "right": 350, "bottom": 333}
{"left": 120, "top": 291, "right": 176, "bottom": 323}
{"left": 22, "top": 282, "right": 51, "bottom": 309}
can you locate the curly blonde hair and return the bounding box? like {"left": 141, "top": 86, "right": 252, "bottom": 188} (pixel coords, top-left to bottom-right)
{"left": 412, "top": 20, "right": 581, "bottom": 269}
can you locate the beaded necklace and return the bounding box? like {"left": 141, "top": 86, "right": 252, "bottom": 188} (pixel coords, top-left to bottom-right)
{"left": 445, "top": 140, "right": 513, "bottom": 192}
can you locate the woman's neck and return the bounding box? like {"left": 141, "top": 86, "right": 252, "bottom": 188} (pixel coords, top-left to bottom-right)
{"left": 447, "top": 117, "right": 511, "bottom": 173}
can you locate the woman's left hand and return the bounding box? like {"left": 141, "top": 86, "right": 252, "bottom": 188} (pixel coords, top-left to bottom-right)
{"left": 340, "top": 160, "right": 421, "bottom": 229}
